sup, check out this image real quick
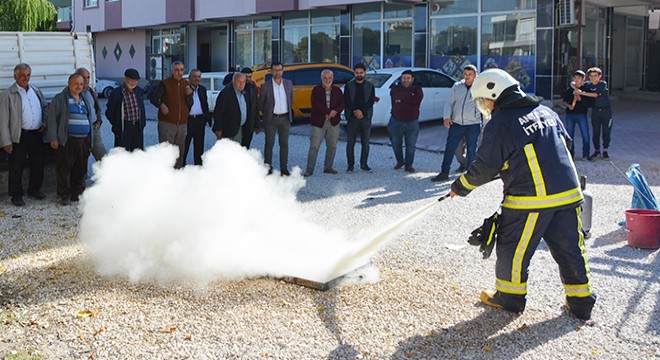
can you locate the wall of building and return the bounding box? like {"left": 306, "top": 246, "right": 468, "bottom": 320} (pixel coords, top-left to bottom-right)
{"left": 195, "top": 0, "right": 257, "bottom": 19}
{"left": 95, "top": 30, "right": 147, "bottom": 79}
{"left": 74, "top": 1, "right": 104, "bottom": 32}
{"left": 123, "top": 0, "right": 167, "bottom": 28}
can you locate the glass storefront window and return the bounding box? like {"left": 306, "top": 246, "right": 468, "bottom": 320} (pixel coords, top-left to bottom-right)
{"left": 283, "top": 27, "right": 308, "bottom": 64}
{"left": 254, "top": 28, "right": 272, "bottom": 67}
{"left": 430, "top": 17, "right": 477, "bottom": 78}
{"left": 482, "top": 0, "right": 535, "bottom": 12}
{"left": 353, "top": 22, "right": 381, "bottom": 70}
{"left": 235, "top": 31, "right": 252, "bottom": 68}
{"left": 384, "top": 3, "right": 413, "bottom": 19}
{"left": 311, "top": 9, "right": 340, "bottom": 24}
{"left": 383, "top": 20, "right": 412, "bottom": 67}
{"left": 354, "top": 3, "right": 381, "bottom": 21}
{"left": 481, "top": 13, "right": 535, "bottom": 91}
{"left": 234, "top": 19, "right": 272, "bottom": 68}
{"left": 283, "top": 12, "right": 308, "bottom": 26}
{"left": 429, "top": 0, "right": 477, "bottom": 16}
{"left": 311, "top": 25, "right": 339, "bottom": 63}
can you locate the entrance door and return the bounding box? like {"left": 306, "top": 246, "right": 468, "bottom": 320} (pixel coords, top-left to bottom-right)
{"left": 624, "top": 17, "right": 644, "bottom": 91}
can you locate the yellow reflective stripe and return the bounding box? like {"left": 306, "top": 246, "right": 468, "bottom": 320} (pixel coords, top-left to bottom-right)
{"left": 503, "top": 187, "right": 584, "bottom": 210}
{"left": 501, "top": 160, "right": 509, "bottom": 171}
{"left": 576, "top": 207, "right": 592, "bottom": 286}
{"left": 512, "top": 212, "right": 538, "bottom": 284}
{"left": 459, "top": 174, "right": 478, "bottom": 190}
{"left": 496, "top": 278, "right": 528, "bottom": 295}
{"left": 564, "top": 283, "right": 592, "bottom": 297}
{"left": 524, "top": 144, "right": 546, "bottom": 197}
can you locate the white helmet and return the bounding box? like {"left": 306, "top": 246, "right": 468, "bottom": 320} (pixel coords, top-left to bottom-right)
{"left": 470, "top": 68, "right": 520, "bottom": 118}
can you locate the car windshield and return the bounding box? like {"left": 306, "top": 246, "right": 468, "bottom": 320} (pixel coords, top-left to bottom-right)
{"left": 367, "top": 74, "right": 392, "bottom": 88}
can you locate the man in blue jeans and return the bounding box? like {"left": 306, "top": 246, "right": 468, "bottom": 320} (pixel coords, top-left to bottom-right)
{"left": 432, "top": 65, "right": 482, "bottom": 182}
{"left": 388, "top": 70, "right": 423, "bottom": 173}
{"left": 563, "top": 70, "right": 593, "bottom": 161}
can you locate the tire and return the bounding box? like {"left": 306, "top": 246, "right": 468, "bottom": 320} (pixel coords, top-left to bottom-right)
{"left": 102, "top": 87, "right": 113, "bottom": 98}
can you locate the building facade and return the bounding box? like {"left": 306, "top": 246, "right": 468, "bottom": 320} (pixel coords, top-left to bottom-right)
{"left": 73, "top": 0, "right": 658, "bottom": 99}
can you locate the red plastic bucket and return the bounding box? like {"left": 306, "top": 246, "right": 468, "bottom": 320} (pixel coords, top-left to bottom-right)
{"left": 625, "top": 209, "right": 660, "bottom": 249}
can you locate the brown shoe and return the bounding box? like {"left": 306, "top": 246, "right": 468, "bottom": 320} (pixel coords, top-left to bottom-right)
{"left": 303, "top": 171, "right": 313, "bottom": 177}
{"left": 405, "top": 166, "right": 416, "bottom": 173}
{"left": 394, "top": 162, "right": 404, "bottom": 170}
{"left": 323, "top": 169, "right": 337, "bottom": 174}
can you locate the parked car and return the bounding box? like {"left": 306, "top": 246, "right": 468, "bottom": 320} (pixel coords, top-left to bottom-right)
{"left": 96, "top": 78, "right": 119, "bottom": 98}
{"left": 252, "top": 63, "right": 355, "bottom": 120}
{"left": 341, "top": 67, "right": 457, "bottom": 128}
{"left": 196, "top": 72, "right": 229, "bottom": 112}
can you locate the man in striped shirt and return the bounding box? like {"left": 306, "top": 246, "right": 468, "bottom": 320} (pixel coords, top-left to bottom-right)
{"left": 45, "top": 73, "right": 93, "bottom": 205}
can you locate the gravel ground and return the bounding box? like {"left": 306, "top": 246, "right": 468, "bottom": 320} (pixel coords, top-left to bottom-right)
{"left": 1, "top": 99, "right": 659, "bottom": 359}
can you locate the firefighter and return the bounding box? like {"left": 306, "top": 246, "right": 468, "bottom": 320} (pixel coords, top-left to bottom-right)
{"left": 449, "top": 69, "right": 596, "bottom": 320}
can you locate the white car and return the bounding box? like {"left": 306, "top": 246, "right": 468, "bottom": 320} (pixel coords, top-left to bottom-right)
{"left": 342, "top": 67, "right": 457, "bottom": 127}
{"left": 96, "top": 78, "right": 119, "bottom": 98}
{"left": 192, "top": 71, "right": 229, "bottom": 112}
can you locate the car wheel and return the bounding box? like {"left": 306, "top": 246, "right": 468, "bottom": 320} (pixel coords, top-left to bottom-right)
{"left": 102, "top": 87, "right": 113, "bottom": 98}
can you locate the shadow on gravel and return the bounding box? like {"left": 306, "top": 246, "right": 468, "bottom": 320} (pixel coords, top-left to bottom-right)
{"left": 311, "top": 288, "right": 360, "bottom": 360}
{"left": 588, "top": 249, "right": 659, "bottom": 342}
{"left": 590, "top": 225, "right": 628, "bottom": 248}
{"left": 390, "top": 310, "right": 578, "bottom": 359}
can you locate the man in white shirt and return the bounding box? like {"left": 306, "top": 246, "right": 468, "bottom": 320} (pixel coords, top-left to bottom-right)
{"left": 0, "top": 63, "right": 48, "bottom": 206}
{"left": 259, "top": 62, "right": 294, "bottom": 176}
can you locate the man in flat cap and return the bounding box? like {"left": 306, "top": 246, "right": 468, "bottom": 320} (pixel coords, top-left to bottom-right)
{"left": 105, "top": 68, "right": 147, "bottom": 151}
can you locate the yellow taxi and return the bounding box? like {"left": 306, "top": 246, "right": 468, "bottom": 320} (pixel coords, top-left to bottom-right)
{"left": 252, "top": 63, "right": 355, "bottom": 120}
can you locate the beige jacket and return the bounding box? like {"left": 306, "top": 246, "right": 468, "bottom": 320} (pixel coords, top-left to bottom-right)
{"left": 0, "top": 82, "right": 47, "bottom": 147}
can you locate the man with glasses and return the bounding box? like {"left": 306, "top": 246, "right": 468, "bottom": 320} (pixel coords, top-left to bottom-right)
{"left": 150, "top": 61, "right": 193, "bottom": 168}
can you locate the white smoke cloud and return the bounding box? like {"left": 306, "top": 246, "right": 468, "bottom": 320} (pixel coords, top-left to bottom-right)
{"left": 79, "top": 141, "right": 371, "bottom": 286}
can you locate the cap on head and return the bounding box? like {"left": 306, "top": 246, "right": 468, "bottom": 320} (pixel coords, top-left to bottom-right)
{"left": 463, "top": 64, "right": 478, "bottom": 73}
{"left": 573, "top": 70, "right": 586, "bottom": 78}
{"left": 240, "top": 67, "right": 253, "bottom": 74}
{"left": 124, "top": 68, "right": 140, "bottom": 80}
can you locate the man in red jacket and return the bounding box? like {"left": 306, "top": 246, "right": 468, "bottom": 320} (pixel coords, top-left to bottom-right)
{"left": 303, "top": 69, "right": 345, "bottom": 177}
{"left": 389, "top": 70, "right": 424, "bottom": 173}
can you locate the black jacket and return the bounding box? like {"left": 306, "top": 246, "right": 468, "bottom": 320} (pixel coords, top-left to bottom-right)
{"left": 343, "top": 79, "right": 375, "bottom": 121}
{"left": 213, "top": 85, "right": 249, "bottom": 139}
{"left": 192, "top": 84, "right": 212, "bottom": 127}
{"left": 244, "top": 81, "right": 259, "bottom": 132}
{"left": 105, "top": 85, "right": 147, "bottom": 137}
{"left": 452, "top": 87, "right": 583, "bottom": 211}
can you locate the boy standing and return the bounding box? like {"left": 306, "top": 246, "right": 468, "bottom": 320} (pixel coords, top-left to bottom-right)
{"left": 574, "top": 67, "right": 612, "bottom": 160}
{"left": 563, "top": 70, "right": 593, "bottom": 161}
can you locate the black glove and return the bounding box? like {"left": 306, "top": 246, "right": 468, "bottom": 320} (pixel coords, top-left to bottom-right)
{"left": 467, "top": 212, "right": 498, "bottom": 259}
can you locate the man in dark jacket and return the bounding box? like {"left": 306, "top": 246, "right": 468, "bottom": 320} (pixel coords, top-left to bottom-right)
{"left": 450, "top": 69, "right": 596, "bottom": 321}
{"left": 213, "top": 73, "right": 250, "bottom": 143}
{"left": 343, "top": 63, "right": 375, "bottom": 172}
{"left": 303, "top": 69, "right": 345, "bottom": 177}
{"left": 183, "top": 69, "right": 211, "bottom": 165}
{"left": 105, "top": 68, "right": 147, "bottom": 151}
{"left": 240, "top": 67, "right": 259, "bottom": 149}
{"left": 388, "top": 70, "right": 423, "bottom": 173}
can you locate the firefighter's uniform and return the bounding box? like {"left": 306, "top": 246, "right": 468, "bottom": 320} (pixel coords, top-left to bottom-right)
{"left": 451, "top": 88, "right": 596, "bottom": 319}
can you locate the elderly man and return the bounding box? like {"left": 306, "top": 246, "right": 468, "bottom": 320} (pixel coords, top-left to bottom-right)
{"left": 213, "top": 72, "right": 251, "bottom": 143}
{"left": 184, "top": 69, "right": 211, "bottom": 165}
{"left": 105, "top": 68, "right": 147, "bottom": 151}
{"left": 150, "top": 61, "right": 193, "bottom": 168}
{"left": 76, "top": 67, "right": 107, "bottom": 161}
{"left": 303, "top": 69, "right": 345, "bottom": 177}
{"left": 240, "top": 67, "right": 259, "bottom": 149}
{"left": 0, "top": 63, "right": 48, "bottom": 206}
{"left": 45, "top": 73, "right": 93, "bottom": 205}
